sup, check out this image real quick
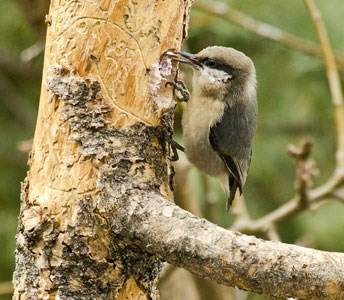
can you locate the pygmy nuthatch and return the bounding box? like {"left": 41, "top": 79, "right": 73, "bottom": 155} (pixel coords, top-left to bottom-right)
{"left": 167, "top": 46, "right": 258, "bottom": 210}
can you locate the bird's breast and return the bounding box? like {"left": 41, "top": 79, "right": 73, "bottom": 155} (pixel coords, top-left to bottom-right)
{"left": 181, "top": 96, "right": 227, "bottom": 177}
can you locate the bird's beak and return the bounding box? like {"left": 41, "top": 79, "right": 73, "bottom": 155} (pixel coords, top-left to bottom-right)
{"left": 164, "top": 50, "right": 202, "bottom": 68}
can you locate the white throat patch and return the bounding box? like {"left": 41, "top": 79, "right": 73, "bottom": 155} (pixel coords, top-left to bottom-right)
{"left": 200, "top": 67, "right": 232, "bottom": 83}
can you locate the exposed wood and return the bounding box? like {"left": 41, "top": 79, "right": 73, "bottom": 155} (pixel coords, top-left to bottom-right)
{"left": 13, "top": 0, "right": 192, "bottom": 299}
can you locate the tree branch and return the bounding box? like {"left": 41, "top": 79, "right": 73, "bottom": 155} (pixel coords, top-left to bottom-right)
{"left": 304, "top": 0, "right": 344, "bottom": 170}
{"left": 194, "top": 1, "right": 344, "bottom": 67}
{"left": 115, "top": 191, "right": 344, "bottom": 300}
{"left": 231, "top": 1, "right": 344, "bottom": 236}
{"left": 232, "top": 142, "right": 317, "bottom": 234}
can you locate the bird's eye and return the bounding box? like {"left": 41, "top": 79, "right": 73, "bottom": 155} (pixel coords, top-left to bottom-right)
{"left": 205, "top": 60, "right": 218, "bottom": 68}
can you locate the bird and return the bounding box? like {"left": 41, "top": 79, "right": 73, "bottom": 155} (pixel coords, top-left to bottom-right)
{"left": 166, "top": 46, "right": 258, "bottom": 210}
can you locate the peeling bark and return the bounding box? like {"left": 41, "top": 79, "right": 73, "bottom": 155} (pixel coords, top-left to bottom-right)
{"left": 13, "top": 0, "right": 191, "bottom": 299}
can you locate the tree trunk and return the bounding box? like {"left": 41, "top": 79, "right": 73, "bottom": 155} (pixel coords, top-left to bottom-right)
{"left": 13, "top": 1, "right": 344, "bottom": 300}
{"left": 13, "top": 0, "right": 191, "bottom": 299}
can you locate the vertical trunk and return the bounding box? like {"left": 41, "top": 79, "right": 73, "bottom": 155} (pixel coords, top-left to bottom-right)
{"left": 13, "top": 1, "right": 192, "bottom": 299}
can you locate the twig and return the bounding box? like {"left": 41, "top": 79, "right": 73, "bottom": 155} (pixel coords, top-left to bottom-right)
{"left": 21, "top": 41, "right": 45, "bottom": 63}
{"left": 232, "top": 142, "right": 318, "bottom": 234}
{"left": 231, "top": 195, "right": 302, "bottom": 234}
{"left": 288, "top": 140, "right": 318, "bottom": 206}
{"left": 235, "top": 141, "right": 316, "bottom": 235}
{"left": 329, "top": 189, "right": 344, "bottom": 204}
{"left": 304, "top": 0, "right": 344, "bottom": 170}
{"left": 266, "top": 225, "right": 281, "bottom": 242}
{"left": 194, "top": 1, "right": 344, "bottom": 67}
{"left": 232, "top": 1, "right": 344, "bottom": 235}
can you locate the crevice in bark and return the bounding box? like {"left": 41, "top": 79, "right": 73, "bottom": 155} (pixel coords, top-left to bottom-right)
{"left": 14, "top": 64, "right": 175, "bottom": 299}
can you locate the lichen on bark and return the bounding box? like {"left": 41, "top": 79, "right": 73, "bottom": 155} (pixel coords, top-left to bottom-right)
{"left": 13, "top": 64, "right": 175, "bottom": 299}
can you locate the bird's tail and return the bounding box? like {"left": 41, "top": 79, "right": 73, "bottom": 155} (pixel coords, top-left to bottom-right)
{"left": 226, "top": 177, "right": 240, "bottom": 211}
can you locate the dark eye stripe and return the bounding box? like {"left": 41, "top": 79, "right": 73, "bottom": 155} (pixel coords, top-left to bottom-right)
{"left": 201, "top": 58, "right": 234, "bottom": 76}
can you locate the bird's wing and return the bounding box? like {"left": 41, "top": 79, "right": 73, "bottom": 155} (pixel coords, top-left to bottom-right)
{"left": 209, "top": 103, "right": 256, "bottom": 193}
{"left": 209, "top": 126, "right": 246, "bottom": 191}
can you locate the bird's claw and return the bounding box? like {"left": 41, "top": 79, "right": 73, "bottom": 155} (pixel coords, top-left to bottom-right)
{"left": 165, "top": 80, "right": 190, "bottom": 102}
{"left": 169, "top": 139, "right": 185, "bottom": 161}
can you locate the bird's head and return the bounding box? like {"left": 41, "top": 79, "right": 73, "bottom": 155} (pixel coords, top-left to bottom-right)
{"left": 167, "top": 46, "right": 256, "bottom": 102}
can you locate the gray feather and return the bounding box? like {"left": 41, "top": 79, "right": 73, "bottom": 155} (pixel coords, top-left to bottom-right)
{"left": 209, "top": 101, "right": 257, "bottom": 208}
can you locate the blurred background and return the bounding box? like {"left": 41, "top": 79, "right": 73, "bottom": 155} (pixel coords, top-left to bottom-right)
{"left": 0, "top": 0, "right": 343, "bottom": 299}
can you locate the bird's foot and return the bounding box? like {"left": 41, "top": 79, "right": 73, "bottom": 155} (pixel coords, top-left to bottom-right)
{"left": 165, "top": 80, "right": 190, "bottom": 102}
{"left": 169, "top": 139, "right": 185, "bottom": 161}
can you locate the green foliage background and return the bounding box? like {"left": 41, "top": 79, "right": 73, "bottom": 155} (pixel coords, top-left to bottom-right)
{"left": 0, "top": 0, "right": 343, "bottom": 299}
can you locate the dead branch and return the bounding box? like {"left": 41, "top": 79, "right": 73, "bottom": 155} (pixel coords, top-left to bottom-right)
{"left": 194, "top": 1, "right": 344, "bottom": 66}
